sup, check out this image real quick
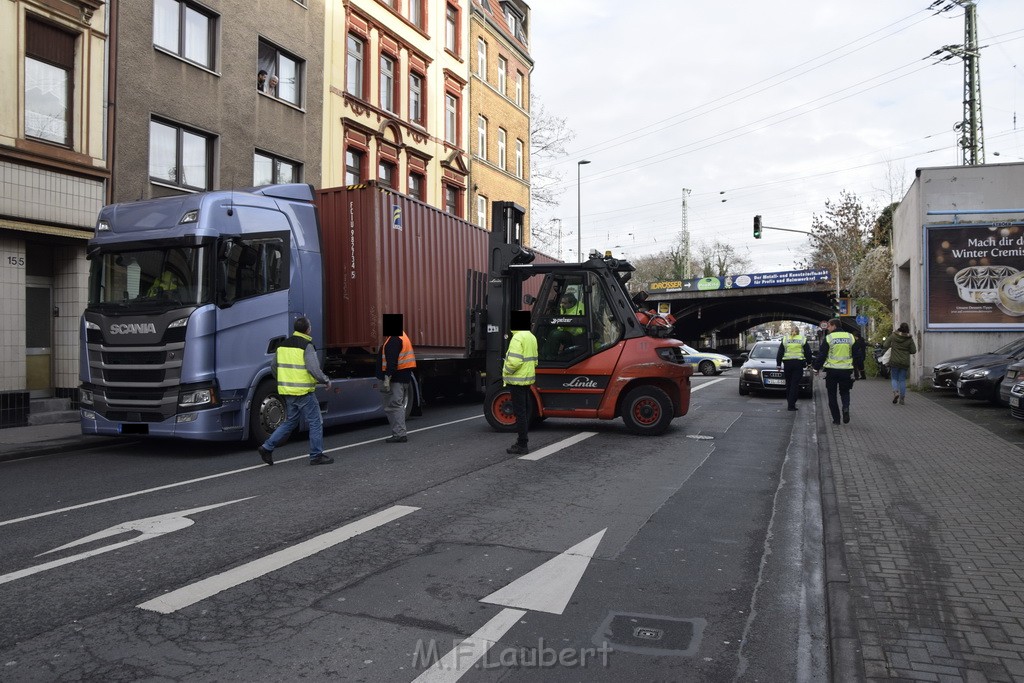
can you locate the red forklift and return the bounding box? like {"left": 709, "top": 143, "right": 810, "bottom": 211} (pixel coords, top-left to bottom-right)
{"left": 483, "top": 202, "right": 693, "bottom": 435}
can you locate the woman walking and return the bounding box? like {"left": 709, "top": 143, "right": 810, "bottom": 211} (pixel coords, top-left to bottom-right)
{"left": 884, "top": 322, "right": 917, "bottom": 404}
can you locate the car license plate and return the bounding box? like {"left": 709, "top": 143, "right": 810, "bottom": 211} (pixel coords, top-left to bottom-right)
{"left": 765, "top": 378, "right": 786, "bottom": 386}
{"left": 1012, "top": 396, "right": 1020, "bottom": 407}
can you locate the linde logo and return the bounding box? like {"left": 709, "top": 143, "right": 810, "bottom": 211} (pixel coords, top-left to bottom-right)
{"left": 110, "top": 323, "right": 157, "bottom": 335}
{"left": 563, "top": 376, "right": 598, "bottom": 389}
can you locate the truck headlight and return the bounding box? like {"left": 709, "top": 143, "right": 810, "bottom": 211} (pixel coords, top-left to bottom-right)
{"left": 80, "top": 387, "right": 94, "bottom": 406}
{"left": 179, "top": 387, "right": 216, "bottom": 408}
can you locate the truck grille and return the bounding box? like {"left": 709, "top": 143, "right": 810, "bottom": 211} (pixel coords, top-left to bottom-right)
{"left": 85, "top": 341, "right": 184, "bottom": 420}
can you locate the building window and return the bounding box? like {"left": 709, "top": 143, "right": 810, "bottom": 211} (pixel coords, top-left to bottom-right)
{"left": 379, "top": 160, "right": 396, "bottom": 188}
{"left": 149, "top": 118, "right": 213, "bottom": 191}
{"left": 345, "top": 148, "right": 364, "bottom": 185}
{"left": 24, "top": 17, "right": 76, "bottom": 146}
{"left": 346, "top": 34, "right": 365, "bottom": 98}
{"left": 409, "top": 0, "right": 424, "bottom": 29}
{"left": 445, "top": 94, "right": 459, "bottom": 145}
{"left": 254, "top": 151, "right": 301, "bottom": 186}
{"left": 476, "top": 115, "right": 487, "bottom": 159}
{"left": 408, "top": 172, "right": 424, "bottom": 200}
{"left": 497, "top": 128, "right": 506, "bottom": 169}
{"left": 153, "top": 0, "right": 216, "bottom": 69}
{"left": 505, "top": 7, "right": 525, "bottom": 42}
{"left": 409, "top": 72, "right": 424, "bottom": 124}
{"left": 444, "top": 185, "right": 462, "bottom": 217}
{"left": 515, "top": 139, "right": 524, "bottom": 178}
{"left": 515, "top": 71, "right": 523, "bottom": 107}
{"left": 445, "top": 4, "right": 459, "bottom": 54}
{"left": 258, "top": 39, "right": 303, "bottom": 106}
{"left": 497, "top": 56, "right": 507, "bottom": 95}
{"left": 477, "top": 195, "right": 487, "bottom": 227}
{"left": 476, "top": 38, "right": 487, "bottom": 79}
{"left": 380, "top": 54, "right": 396, "bottom": 113}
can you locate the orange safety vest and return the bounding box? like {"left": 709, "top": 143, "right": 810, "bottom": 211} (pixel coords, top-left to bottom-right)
{"left": 382, "top": 333, "right": 417, "bottom": 372}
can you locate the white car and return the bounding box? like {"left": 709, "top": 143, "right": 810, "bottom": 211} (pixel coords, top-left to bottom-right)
{"left": 680, "top": 344, "right": 732, "bottom": 376}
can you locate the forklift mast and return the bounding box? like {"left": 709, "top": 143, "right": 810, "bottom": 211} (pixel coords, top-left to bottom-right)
{"left": 485, "top": 201, "right": 533, "bottom": 386}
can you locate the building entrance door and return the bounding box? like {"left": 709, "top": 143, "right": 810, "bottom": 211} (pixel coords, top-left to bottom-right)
{"left": 26, "top": 279, "right": 53, "bottom": 398}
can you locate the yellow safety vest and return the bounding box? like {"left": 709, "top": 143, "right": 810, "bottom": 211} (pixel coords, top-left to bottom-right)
{"left": 382, "top": 333, "right": 417, "bottom": 372}
{"left": 276, "top": 332, "right": 317, "bottom": 396}
{"left": 782, "top": 335, "right": 806, "bottom": 361}
{"left": 503, "top": 330, "right": 538, "bottom": 386}
{"left": 823, "top": 331, "right": 854, "bottom": 370}
{"left": 560, "top": 301, "right": 585, "bottom": 336}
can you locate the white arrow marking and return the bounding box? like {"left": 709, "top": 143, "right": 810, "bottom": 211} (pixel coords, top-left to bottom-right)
{"left": 138, "top": 504, "right": 419, "bottom": 614}
{"left": 518, "top": 432, "right": 597, "bottom": 461}
{"left": 481, "top": 529, "right": 606, "bottom": 615}
{"left": 0, "top": 498, "right": 253, "bottom": 586}
{"left": 412, "top": 530, "right": 606, "bottom": 683}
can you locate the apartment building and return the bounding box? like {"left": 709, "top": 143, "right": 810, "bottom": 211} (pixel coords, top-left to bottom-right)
{"left": 0, "top": 0, "right": 108, "bottom": 426}
{"left": 468, "top": 0, "right": 531, "bottom": 240}
{"left": 324, "top": 0, "right": 471, "bottom": 216}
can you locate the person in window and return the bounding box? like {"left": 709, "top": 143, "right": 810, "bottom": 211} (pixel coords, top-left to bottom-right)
{"left": 544, "top": 291, "right": 585, "bottom": 358}
{"left": 268, "top": 75, "right": 279, "bottom": 97}
{"left": 258, "top": 69, "right": 268, "bottom": 91}
{"left": 146, "top": 269, "right": 180, "bottom": 297}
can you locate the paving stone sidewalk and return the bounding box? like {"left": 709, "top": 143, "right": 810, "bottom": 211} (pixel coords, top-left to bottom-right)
{"left": 819, "top": 377, "right": 1024, "bottom": 682}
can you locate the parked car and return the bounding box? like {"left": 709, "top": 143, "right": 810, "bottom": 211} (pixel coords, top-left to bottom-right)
{"left": 1000, "top": 358, "right": 1024, "bottom": 406}
{"left": 956, "top": 353, "right": 1022, "bottom": 404}
{"left": 681, "top": 344, "right": 732, "bottom": 376}
{"left": 932, "top": 336, "right": 1024, "bottom": 390}
{"left": 738, "top": 341, "right": 812, "bottom": 397}
{"left": 1009, "top": 379, "right": 1024, "bottom": 421}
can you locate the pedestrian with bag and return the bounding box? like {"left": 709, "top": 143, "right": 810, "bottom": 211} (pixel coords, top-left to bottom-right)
{"left": 258, "top": 316, "right": 333, "bottom": 466}
{"left": 775, "top": 324, "right": 812, "bottom": 411}
{"left": 378, "top": 313, "right": 416, "bottom": 443}
{"left": 504, "top": 310, "right": 538, "bottom": 455}
{"left": 813, "top": 318, "right": 855, "bottom": 425}
{"left": 883, "top": 322, "right": 917, "bottom": 404}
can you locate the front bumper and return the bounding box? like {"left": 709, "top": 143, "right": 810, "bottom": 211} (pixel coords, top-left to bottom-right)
{"left": 956, "top": 377, "right": 997, "bottom": 401}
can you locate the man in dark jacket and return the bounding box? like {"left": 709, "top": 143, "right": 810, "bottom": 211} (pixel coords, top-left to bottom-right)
{"left": 852, "top": 331, "right": 867, "bottom": 380}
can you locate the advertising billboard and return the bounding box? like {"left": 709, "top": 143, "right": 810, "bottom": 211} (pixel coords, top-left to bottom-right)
{"left": 925, "top": 221, "right": 1024, "bottom": 330}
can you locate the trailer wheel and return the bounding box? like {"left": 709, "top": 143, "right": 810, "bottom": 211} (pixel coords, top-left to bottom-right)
{"left": 621, "top": 386, "right": 673, "bottom": 436}
{"left": 249, "top": 381, "right": 286, "bottom": 445}
{"left": 484, "top": 386, "right": 519, "bottom": 432}
{"left": 699, "top": 360, "right": 716, "bottom": 376}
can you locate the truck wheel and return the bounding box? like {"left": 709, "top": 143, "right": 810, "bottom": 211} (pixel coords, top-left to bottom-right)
{"left": 250, "top": 381, "right": 286, "bottom": 445}
{"left": 484, "top": 386, "right": 519, "bottom": 432}
{"left": 621, "top": 386, "right": 673, "bottom": 436}
{"left": 699, "top": 360, "right": 716, "bottom": 376}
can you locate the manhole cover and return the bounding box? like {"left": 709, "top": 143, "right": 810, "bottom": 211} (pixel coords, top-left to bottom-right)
{"left": 593, "top": 613, "right": 705, "bottom": 656}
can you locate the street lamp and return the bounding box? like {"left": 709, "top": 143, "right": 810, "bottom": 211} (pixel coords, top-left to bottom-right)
{"left": 577, "top": 160, "right": 591, "bottom": 262}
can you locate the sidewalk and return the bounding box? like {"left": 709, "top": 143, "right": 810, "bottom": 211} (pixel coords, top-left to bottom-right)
{"left": 818, "top": 377, "right": 1024, "bottom": 682}
{"left": 0, "top": 420, "right": 122, "bottom": 463}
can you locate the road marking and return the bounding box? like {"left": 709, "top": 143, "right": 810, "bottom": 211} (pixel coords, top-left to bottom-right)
{"left": 0, "top": 498, "right": 251, "bottom": 586}
{"left": 137, "top": 504, "right": 418, "bottom": 614}
{"left": 412, "top": 608, "right": 526, "bottom": 683}
{"left": 413, "top": 529, "right": 606, "bottom": 682}
{"left": 0, "top": 414, "right": 481, "bottom": 529}
{"left": 518, "top": 432, "right": 597, "bottom": 461}
{"left": 691, "top": 377, "right": 728, "bottom": 391}
{"left": 481, "top": 529, "right": 606, "bottom": 614}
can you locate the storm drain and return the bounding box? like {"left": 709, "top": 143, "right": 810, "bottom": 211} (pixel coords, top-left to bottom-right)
{"left": 592, "top": 612, "right": 706, "bottom": 656}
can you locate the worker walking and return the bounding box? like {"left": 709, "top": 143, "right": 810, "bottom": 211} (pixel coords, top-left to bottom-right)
{"left": 504, "top": 310, "right": 538, "bottom": 455}
{"left": 813, "top": 318, "right": 855, "bottom": 425}
{"left": 258, "top": 316, "right": 333, "bottom": 466}
{"left": 775, "top": 324, "right": 812, "bottom": 411}
{"left": 378, "top": 313, "right": 416, "bottom": 443}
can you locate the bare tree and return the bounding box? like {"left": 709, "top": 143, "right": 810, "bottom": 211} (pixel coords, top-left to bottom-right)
{"left": 693, "top": 239, "right": 753, "bottom": 277}
{"left": 798, "top": 190, "right": 872, "bottom": 291}
{"left": 528, "top": 93, "right": 576, "bottom": 250}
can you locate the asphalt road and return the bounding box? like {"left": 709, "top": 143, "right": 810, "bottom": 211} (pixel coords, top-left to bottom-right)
{"left": 0, "top": 375, "right": 828, "bottom": 682}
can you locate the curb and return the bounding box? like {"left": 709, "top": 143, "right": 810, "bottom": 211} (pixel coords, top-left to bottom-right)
{"left": 0, "top": 436, "right": 127, "bottom": 464}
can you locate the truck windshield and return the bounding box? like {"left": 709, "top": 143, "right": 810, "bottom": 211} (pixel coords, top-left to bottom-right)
{"left": 88, "top": 246, "right": 212, "bottom": 307}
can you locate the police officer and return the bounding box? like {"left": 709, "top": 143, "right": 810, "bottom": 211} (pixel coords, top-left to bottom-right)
{"left": 775, "top": 324, "right": 811, "bottom": 411}
{"left": 378, "top": 313, "right": 416, "bottom": 443}
{"left": 504, "top": 310, "right": 538, "bottom": 455}
{"left": 257, "top": 317, "right": 332, "bottom": 466}
{"left": 813, "top": 318, "right": 855, "bottom": 425}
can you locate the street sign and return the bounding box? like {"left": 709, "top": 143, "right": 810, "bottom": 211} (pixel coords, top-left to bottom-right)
{"left": 856, "top": 315, "right": 868, "bottom": 326}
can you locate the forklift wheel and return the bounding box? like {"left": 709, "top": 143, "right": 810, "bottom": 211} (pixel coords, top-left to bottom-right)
{"left": 621, "top": 386, "right": 673, "bottom": 435}
{"left": 484, "top": 387, "right": 519, "bottom": 432}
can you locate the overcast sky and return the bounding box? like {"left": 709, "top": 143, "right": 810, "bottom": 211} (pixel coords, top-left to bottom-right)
{"left": 527, "top": 0, "right": 1023, "bottom": 274}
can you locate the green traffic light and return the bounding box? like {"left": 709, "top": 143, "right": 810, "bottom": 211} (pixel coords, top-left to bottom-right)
{"left": 753, "top": 215, "right": 762, "bottom": 239}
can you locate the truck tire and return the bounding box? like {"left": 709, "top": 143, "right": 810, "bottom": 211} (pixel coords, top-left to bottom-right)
{"left": 699, "top": 360, "right": 716, "bottom": 376}
{"left": 484, "top": 386, "right": 519, "bottom": 432}
{"left": 621, "top": 386, "right": 673, "bottom": 436}
{"left": 249, "top": 381, "right": 286, "bottom": 445}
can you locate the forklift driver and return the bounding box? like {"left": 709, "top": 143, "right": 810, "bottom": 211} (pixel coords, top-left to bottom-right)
{"left": 542, "top": 291, "right": 586, "bottom": 359}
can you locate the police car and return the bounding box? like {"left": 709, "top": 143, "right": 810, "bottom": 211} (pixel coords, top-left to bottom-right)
{"left": 680, "top": 344, "right": 733, "bottom": 376}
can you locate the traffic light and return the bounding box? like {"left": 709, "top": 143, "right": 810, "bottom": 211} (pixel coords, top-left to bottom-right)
{"left": 753, "top": 215, "right": 762, "bottom": 239}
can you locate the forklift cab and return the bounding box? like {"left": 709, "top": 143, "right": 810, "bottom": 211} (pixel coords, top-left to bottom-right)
{"left": 533, "top": 273, "right": 624, "bottom": 365}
